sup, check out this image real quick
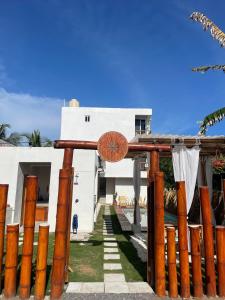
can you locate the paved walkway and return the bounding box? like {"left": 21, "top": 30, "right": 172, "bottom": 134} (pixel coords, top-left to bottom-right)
{"left": 66, "top": 205, "right": 153, "bottom": 295}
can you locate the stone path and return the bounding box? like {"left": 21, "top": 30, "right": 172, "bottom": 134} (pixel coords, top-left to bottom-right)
{"left": 66, "top": 205, "right": 153, "bottom": 294}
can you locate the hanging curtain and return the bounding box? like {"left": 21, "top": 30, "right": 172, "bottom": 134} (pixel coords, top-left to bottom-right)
{"left": 133, "top": 158, "right": 141, "bottom": 226}
{"left": 172, "top": 145, "right": 200, "bottom": 212}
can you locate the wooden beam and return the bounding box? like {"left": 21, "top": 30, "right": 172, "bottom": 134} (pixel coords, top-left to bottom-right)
{"left": 176, "top": 181, "right": 190, "bottom": 298}
{"left": 0, "top": 184, "right": 8, "bottom": 292}
{"left": 154, "top": 171, "right": 165, "bottom": 296}
{"left": 54, "top": 140, "right": 171, "bottom": 152}
{"left": 4, "top": 223, "right": 19, "bottom": 299}
{"left": 19, "top": 176, "right": 38, "bottom": 299}
{"left": 167, "top": 226, "right": 178, "bottom": 298}
{"left": 50, "top": 168, "right": 70, "bottom": 299}
{"left": 200, "top": 186, "right": 216, "bottom": 297}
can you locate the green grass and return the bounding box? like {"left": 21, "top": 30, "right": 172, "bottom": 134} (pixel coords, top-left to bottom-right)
{"left": 108, "top": 205, "right": 146, "bottom": 282}
{"left": 1, "top": 204, "right": 147, "bottom": 296}
{"left": 68, "top": 206, "right": 104, "bottom": 282}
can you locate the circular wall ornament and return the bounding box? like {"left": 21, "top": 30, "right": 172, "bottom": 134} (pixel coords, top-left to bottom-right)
{"left": 97, "top": 131, "right": 128, "bottom": 162}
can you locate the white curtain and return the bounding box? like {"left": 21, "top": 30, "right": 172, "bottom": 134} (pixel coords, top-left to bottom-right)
{"left": 172, "top": 145, "right": 200, "bottom": 212}
{"left": 133, "top": 158, "right": 141, "bottom": 225}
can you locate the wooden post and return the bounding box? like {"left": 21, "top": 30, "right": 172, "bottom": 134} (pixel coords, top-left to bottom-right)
{"left": 63, "top": 148, "right": 74, "bottom": 283}
{"left": 50, "top": 168, "right": 70, "bottom": 299}
{"left": 147, "top": 150, "right": 159, "bottom": 286}
{"left": 154, "top": 171, "right": 165, "bottom": 296}
{"left": 199, "top": 186, "right": 216, "bottom": 297}
{"left": 0, "top": 184, "right": 8, "bottom": 291}
{"left": 176, "top": 181, "right": 190, "bottom": 298}
{"left": 167, "top": 226, "right": 178, "bottom": 298}
{"left": 34, "top": 224, "right": 49, "bottom": 300}
{"left": 216, "top": 226, "right": 225, "bottom": 297}
{"left": 63, "top": 148, "right": 73, "bottom": 169}
{"left": 189, "top": 225, "right": 203, "bottom": 298}
{"left": 19, "top": 176, "right": 38, "bottom": 299}
{"left": 4, "top": 223, "right": 19, "bottom": 298}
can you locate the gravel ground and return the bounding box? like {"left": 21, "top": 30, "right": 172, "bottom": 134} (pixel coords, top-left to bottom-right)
{"left": 63, "top": 294, "right": 163, "bottom": 300}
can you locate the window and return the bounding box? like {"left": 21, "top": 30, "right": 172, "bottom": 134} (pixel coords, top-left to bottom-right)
{"left": 135, "top": 118, "right": 146, "bottom": 134}
{"left": 85, "top": 115, "right": 90, "bottom": 122}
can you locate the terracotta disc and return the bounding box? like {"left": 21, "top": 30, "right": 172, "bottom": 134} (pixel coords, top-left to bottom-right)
{"left": 97, "top": 131, "right": 128, "bottom": 162}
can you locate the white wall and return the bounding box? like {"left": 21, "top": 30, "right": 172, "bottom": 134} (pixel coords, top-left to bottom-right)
{"left": 115, "top": 178, "right": 147, "bottom": 201}
{"left": 71, "top": 150, "right": 96, "bottom": 232}
{"left": 61, "top": 107, "right": 152, "bottom": 142}
{"left": 0, "top": 147, "right": 96, "bottom": 232}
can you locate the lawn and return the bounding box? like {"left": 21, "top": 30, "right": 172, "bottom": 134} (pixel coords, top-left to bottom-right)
{"left": 1, "top": 204, "right": 147, "bottom": 296}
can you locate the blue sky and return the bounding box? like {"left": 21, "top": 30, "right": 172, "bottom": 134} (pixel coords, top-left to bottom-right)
{"left": 0, "top": 0, "right": 225, "bottom": 139}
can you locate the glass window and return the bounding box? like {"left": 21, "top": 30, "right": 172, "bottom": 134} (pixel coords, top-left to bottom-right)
{"left": 85, "top": 115, "right": 90, "bottom": 122}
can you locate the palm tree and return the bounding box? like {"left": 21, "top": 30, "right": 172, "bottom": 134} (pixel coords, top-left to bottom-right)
{"left": 190, "top": 12, "right": 225, "bottom": 135}
{"left": 22, "top": 130, "right": 52, "bottom": 147}
{"left": 0, "top": 123, "right": 10, "bottom": 140}
{"left": 0, "top": 123, "right": 22, "bottom": 145}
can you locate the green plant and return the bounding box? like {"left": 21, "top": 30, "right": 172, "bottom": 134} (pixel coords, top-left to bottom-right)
{"left": 190, "top": 12, "right": 225, "bottom": 135}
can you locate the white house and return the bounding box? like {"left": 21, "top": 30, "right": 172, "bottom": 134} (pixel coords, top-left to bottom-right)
{"left": 0, "top": 100, "right": 152, "bottom": 232}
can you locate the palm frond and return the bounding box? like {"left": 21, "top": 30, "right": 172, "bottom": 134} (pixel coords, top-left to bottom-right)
{"left": 199, "top": 107, "right": 225, "bottom": 135}
{"left": 192, "top": 65, "right": 225, "bottom": 73}
{"left": 190, "top": 12, "right": 225, "bottom": 47}
{"left": 0, "top": 123, "right": 11, "bottom": 139}
{"left": 6, "top": 132, "right": 22, "bottom": 146}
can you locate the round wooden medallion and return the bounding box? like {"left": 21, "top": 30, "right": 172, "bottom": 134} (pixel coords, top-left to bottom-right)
{"left": 97, "top": 131, "right": 128, "bottom": 162}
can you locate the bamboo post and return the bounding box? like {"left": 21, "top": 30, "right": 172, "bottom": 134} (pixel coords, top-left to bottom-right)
{"left": 189, "top": 225, "right": 203, "bottom": 298}
{"left": 199, "top": 186, "right": 216, "bottom": 297}
{"left": 0, "top": 184, "right": 8, "bottom": 291}
{"left": 19, "top": 176, "right": 38, "bottom": 299}
{"left": 34, "top": 224, "right": 49, "bottom": 300}
{"left": 167, "top": 226, "right": 178, "bottom": 298}
{"left": 50, "top": 168, "right": 70, "bottom": 299}
{"left": 154, "top": 171, "right": 165, "bottom": 296}
{"left": 176, "top": 181, "right": 190, "bottom": 298}
{"left": 63, "top": 148, "right": 74, "bottom": 283}
{"left": 4, "top": 223, "right": 19, "bottom": 298}
{"left": 147, "top": 150, "right": 159, "bottom": 286}
{"left": 216, "top": 226, "right": 225, "bottom": 297}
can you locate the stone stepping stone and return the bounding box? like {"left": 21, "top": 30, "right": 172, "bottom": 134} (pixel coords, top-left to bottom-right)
{"left": 104, "top": 237, "right": 116, "bottom": 241}
{"left": 66, "top": 282, "right": 104, "bottom": 293}
{"left": 105, "top": 282, "right": 128, "bottom": 293}
{"left": 104, "top": 242, "right": 117, "bottom": 247}
{"left": 104, "top": 248, "right": 118, "bottom": 253}
{"left": 127, "top": 282, "right": 154, "bottom": 293}
{"left": 19, "top": 237, "right": 23, "bottom": 241}
{"left": 104, "top": 254, "right": 120, "bottom": 260}
{"left": 104, "top": 273, "right": 125, "bottom": 282}
{"left": 104, "top": 263, "right": 122, "bottom": 270}
{"left": 103, "top": 233, "right": 114, "bottom": 236}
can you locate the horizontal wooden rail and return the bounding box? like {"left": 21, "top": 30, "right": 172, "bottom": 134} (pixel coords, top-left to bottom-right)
{"left": 54, "top": 140, "right": 171, "bottom": 152}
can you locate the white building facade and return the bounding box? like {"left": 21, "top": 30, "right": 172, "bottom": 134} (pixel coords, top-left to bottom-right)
{"left": 0, "top": 100, "right": 152, "bottom": 233}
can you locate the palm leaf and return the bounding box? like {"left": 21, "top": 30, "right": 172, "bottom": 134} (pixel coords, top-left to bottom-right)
{"left": 192, "top": 65, "right": 225, "bottom": 73}
{"left": 6, "top": 132, "right": 22, "bottom": 146}
{"left": 190, "top": 12, "right": 225, "bottom": 47}
{"left": 199, "top": 107, "right": 225, "bottom": 135}
{"left": 0, "top": 123, "right": 11, "bottom": 139}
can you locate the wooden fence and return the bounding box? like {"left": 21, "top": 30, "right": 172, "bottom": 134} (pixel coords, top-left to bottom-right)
{"left": 1, "top": 148, "right": 225, "bottom": 298}
{"left": 153, "top": 174, "right": 225, "bottom": 298}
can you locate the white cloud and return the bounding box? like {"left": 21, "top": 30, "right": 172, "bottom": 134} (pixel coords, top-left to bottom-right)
{"left": 0, "top": 88, "right": 64, "bottom": 139}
